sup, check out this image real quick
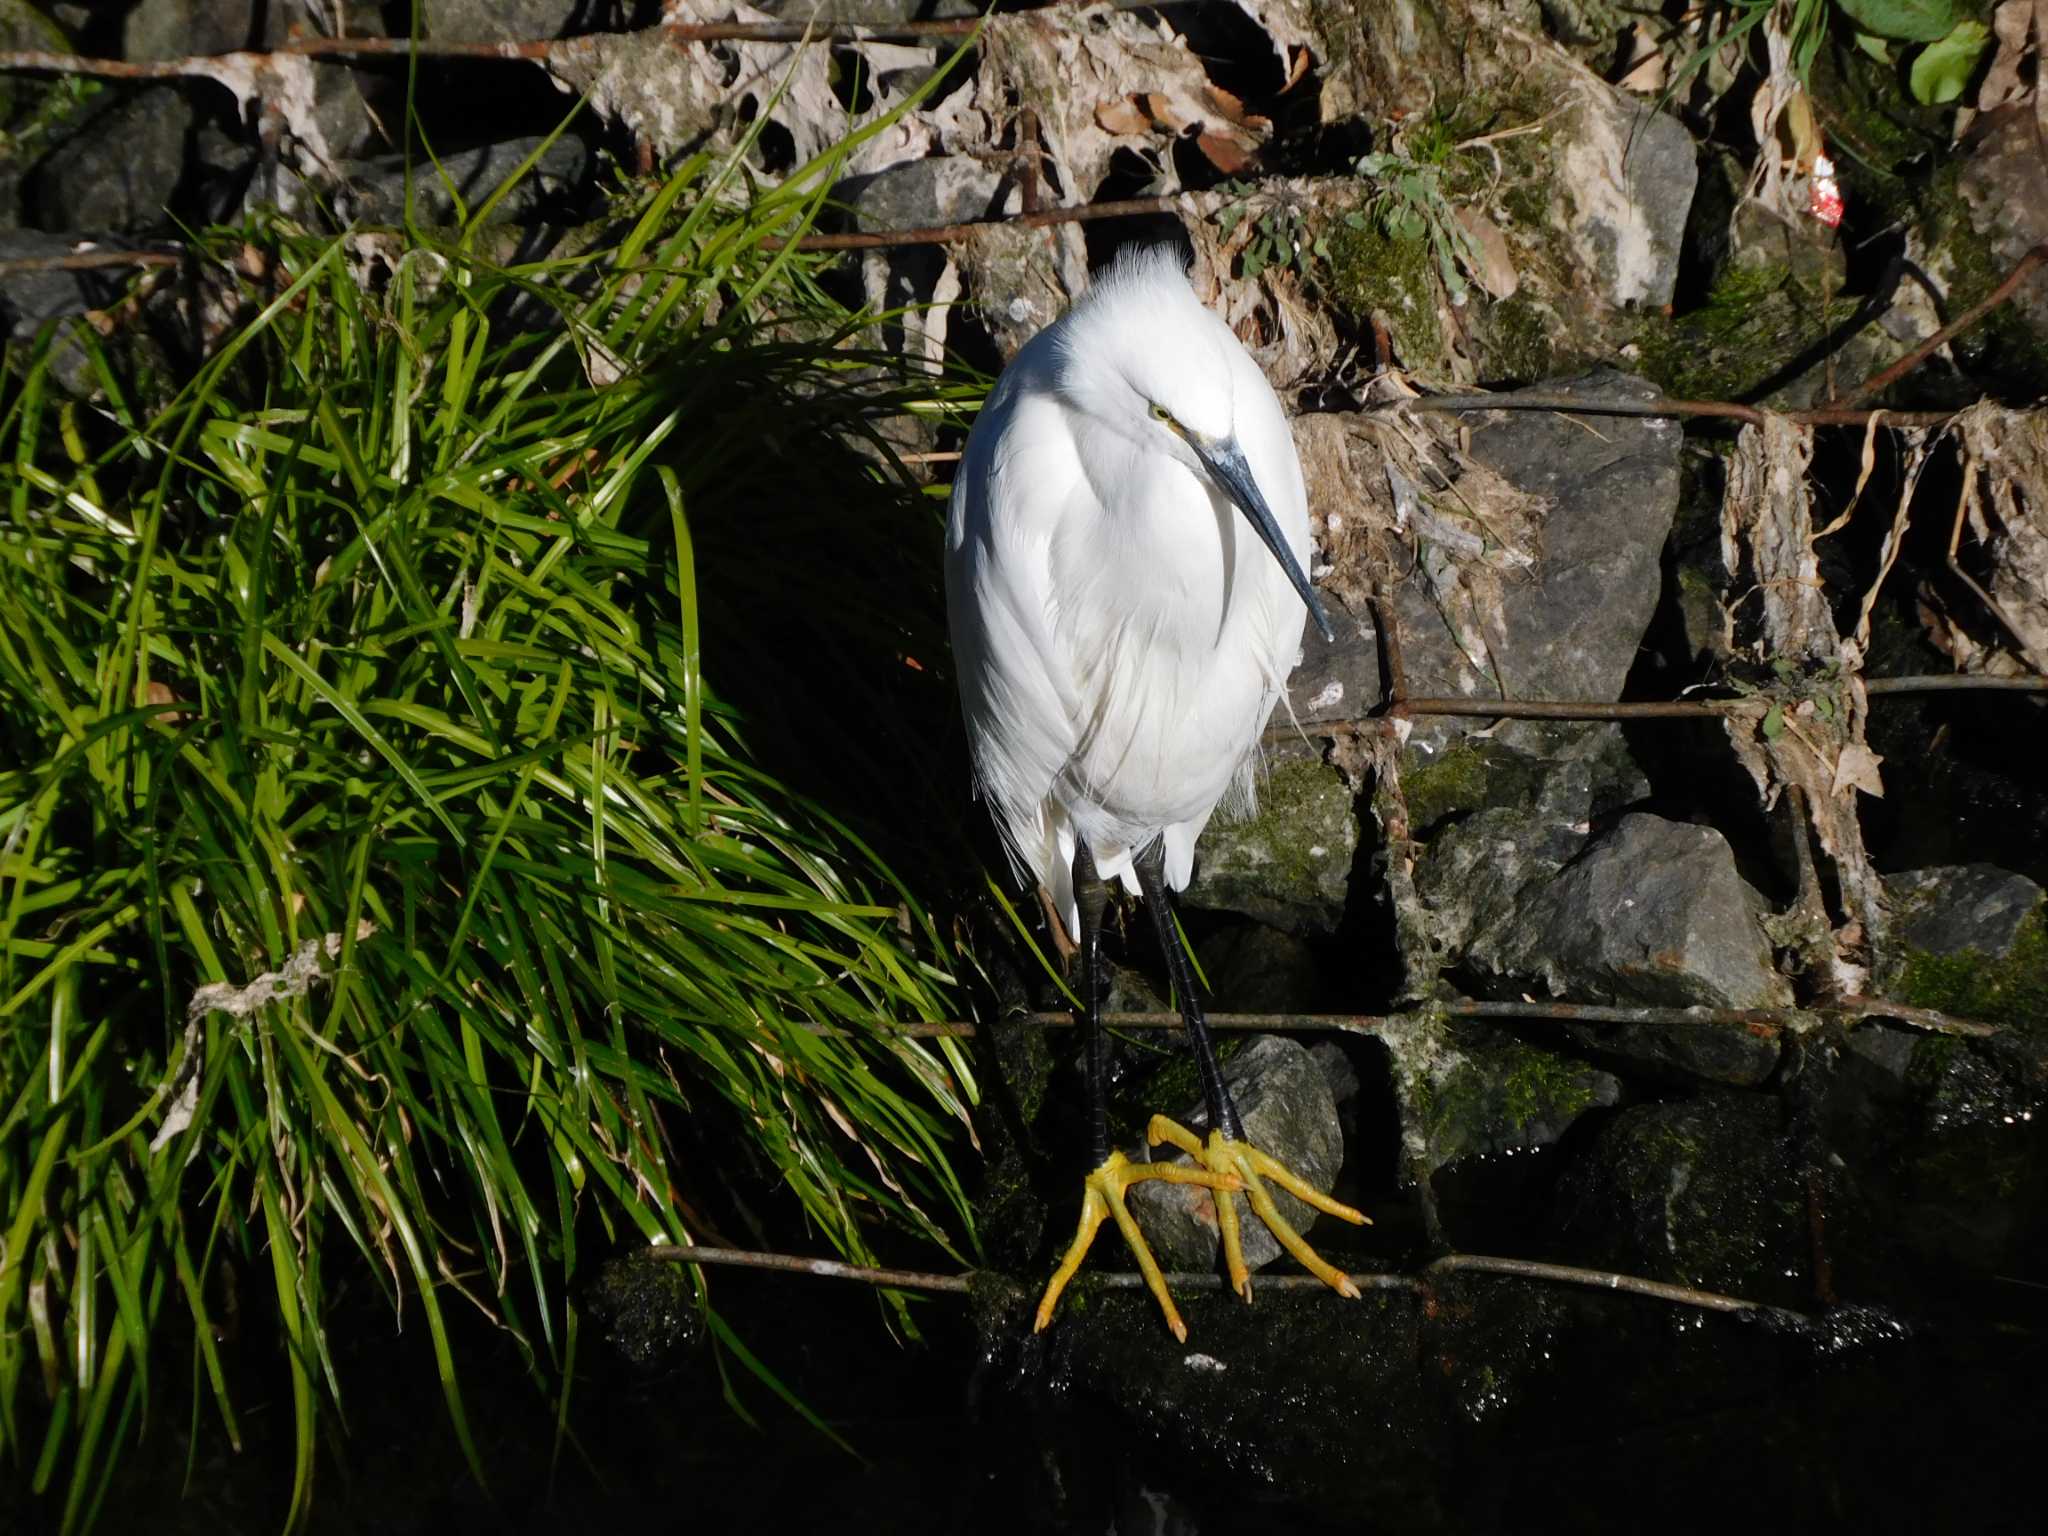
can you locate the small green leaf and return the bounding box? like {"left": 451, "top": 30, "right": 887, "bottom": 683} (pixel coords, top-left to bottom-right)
{"left": 1852, "top": 30, "right": 1894, "bottom": 64}
{"left": 1836, "top": 0, "right": 1957, "bottom": 44}
{"left": 1344, "top": 210, "right": 1369, "bottom": 230}
{"left": 1762, "top": 703, "right": 1785, "bottom": 740}
{"left": 1909, "top": 20, "right": 1991, "bottom": 106}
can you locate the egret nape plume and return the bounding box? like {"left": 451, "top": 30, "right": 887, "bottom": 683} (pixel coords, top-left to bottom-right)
{"left": 945, "top": 244, "right": 1366, "bottom": 1341}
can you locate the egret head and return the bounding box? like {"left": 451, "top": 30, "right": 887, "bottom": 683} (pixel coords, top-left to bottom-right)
{"left": 1056, "top": 246, "right": 1334, "bottom": 643}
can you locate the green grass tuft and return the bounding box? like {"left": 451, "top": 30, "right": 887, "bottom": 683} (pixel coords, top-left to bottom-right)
{"left": 0, "top": 114, "right": 985, "bottom": 1529}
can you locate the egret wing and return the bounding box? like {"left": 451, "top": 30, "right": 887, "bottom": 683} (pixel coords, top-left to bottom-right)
{"left": 946, "top": 378, "right": 1089, "bottom": 918}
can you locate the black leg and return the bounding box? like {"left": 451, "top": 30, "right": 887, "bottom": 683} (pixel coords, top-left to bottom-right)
{"left": 1072, "top": 840, "right": 1112, "bottom": 1170}
{"left": 1133, "top": 837, "right": 1244, "bottom": 1144}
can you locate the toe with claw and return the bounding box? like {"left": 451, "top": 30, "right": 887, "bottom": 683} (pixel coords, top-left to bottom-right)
{"left": 1034, "top": 1150, "right": 1241, "bottom": 1342}
{"left": 1148, "top": 1114, "right": 1370, "bottom": 1303}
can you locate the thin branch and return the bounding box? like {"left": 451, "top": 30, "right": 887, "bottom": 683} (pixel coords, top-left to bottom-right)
{"left": 764, "top": 194, "right": 1189, "bottom": 251}
{"left": 0, "top": 249, "right": 182, "bottom": 277}
{"left": 1840, "top": 240, "right": 2048, "bottom": 406}
{"left": 645, "top": 1244, "right": 971, "bottom": 1293}
{"left": 831, "top": 994, "right": 1995, "bottom": 1042}
{"left": 1833, "top": 994, "right": 1999, "bottom": 1038}
{"left": 1392, "top": 694, "right": 1749, "bottom": 721}
{"left": 1269, "top": 673, "right": 2046, "bottom": 742}
{"left": 1420, "top": 1253, "right": 1800, "bottom": 1321}
{"left": 648, "top": 1243, "right": 1805, "bottom": 1323}
{"left": 1393, "top": 391, "right": 1955, "bottom": 431}
{"left": 1864, "top": 673, "right": 2048, "bottom": 694}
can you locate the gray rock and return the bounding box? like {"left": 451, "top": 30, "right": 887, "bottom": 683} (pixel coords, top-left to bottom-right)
{"left": 0, "top": 229, "right": 125, "bottom": 395}
{"left": 1557, "top": 1010, "right": 1782, "bottom": 1088}
{"left": 1182, "top": 753, "right": 1356, "bottom": 934}
{"left": 835, "top": 156, "right": 1009, "bottom": 234}
{"left": 0, "top": 230, "right": 94, "bottom": 337}
{"left": 1960, "top": 108, "right": 2048, "bottom": 355}
{"left": 1322, "top": 370, "right": 1682, "bottom": 759}
{"left": 412, "top": 0, "right": 588, "bottom": 42}
{"left": 24, "top": 86, "right": 254, "bottom": 233}
{"left": 1281, "top": 589, "right": 1376, "bottom": 730}
{"left": 957, "top": 217, "right": 1086, "bottom": 360}
{"left": 1, "top": 0, "right": 73, "bottom": 231}
{"left": 1556, "top": 1094, "right": 1806, "bottom": 1302}
{"left": 1886, "top": 864, "right": 2045, "bottom": 962}
{"left": 335, "top": 136, "right": 590, "bottom": 226}
{"left": 1473, "top": 812, "right": 1788, "bottom": 1016}
{"left": 754, "top": 0, "right": 979, "bottom": 20}
{"left": 1887, "top": 1031, "right": 2048, "bottom": 1272}
{"left": 1561, "top": 93, "right": 1693, "bottom": 314}
{"left": 1410, "top": 731, "right": 1651, "bottom": 952}
{"left": 124, "top": 0, "right": 254, "bottom": 59}
{"left": 1127, "top": 1035, "right": 1347, "bottom": 1275}
{"left": 1460, "top": 369, "right": 1684, "bottom": 706}
{"left": 1196, "top": 920, "right": 1322, "bottom": 1015}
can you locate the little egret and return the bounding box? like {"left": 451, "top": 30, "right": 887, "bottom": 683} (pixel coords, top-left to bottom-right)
{"left": 945, "top": 245, "right": 1367, "bottom": 1341}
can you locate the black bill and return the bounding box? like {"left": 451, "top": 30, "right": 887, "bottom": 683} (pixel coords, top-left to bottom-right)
{"left": 1194, "top": 437, "right": 1335, "bottom": 644}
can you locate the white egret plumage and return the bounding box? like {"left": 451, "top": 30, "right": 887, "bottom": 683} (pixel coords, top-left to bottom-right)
{"left": 945, "top": 245, "right": 1367, "bottom": 1341}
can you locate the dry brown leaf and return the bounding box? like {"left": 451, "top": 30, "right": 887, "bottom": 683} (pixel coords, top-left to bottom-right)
{"left": 956, "top": 7, "right": 1272, "bottom": 204}
{"left": 1720, "top": 416, "right": 1888, "bottom": 979}
{"left": 1453, "top": 207, "right": 1519, "bottom": 300}
{"left": 1095, "top": 98, "right": 1150, "bottom": 135}
{"left": 1948, "top": 403, "right": 2048, "bottom": 673}
{"left": 1280, "top": 44, "right": 1313, "bottom": 94}
{"left": 1616, "top": 23, "right": 1667, "bottom": 94}
{"left": 1979, "top": 0, "right": 2036, "bottom": 114}
{"left": 545, "top": 5, "right": 938, "bottom": 173}
{"left": 1831, "top": 742, "right": 1886, "bottom": 800}
{"left": 1197, "top": 132, "right": 1258, "bottom": 174}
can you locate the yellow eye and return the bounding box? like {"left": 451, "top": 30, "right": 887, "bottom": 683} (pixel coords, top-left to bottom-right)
{"left": 1150, "top": 403, "right": 1174, "bottom": 424}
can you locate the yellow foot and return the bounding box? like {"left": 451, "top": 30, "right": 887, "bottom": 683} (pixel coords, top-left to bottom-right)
{"left": 1034, "top": 1150, "right": 1242, "bottom": 1342}
{"left": 1147, "top": 1115, "right": 1371, "bottom": 1304}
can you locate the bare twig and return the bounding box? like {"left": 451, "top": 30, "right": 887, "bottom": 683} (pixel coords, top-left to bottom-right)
{"left": 1420, "top": 1253, "right": 1800, "bottom": 1321}
{"left": 1394, "top": 391, "right": 1955, "bottom": 431}
{"left": 1840, "top": 241, "right": 2048, "bottom": 406}
{"left": 648, "top": 1243, "right": 1806, "bottom": 1324}
{"left": 1392, "top": 694, "right": 1750, "bottom": 721}
{"left": 646, "top": 1244, "right": 971, "bottom": 1293}
{"left": 1833, "top": 995, "right": 1998, "bottom": 1038}
{"left": 1863, "top": 674, "right": 2048, "bottom": 694}
{"left": 1271, "top": 673, "right": 2046, "bottom": 743}
{"left": 0, "top": 249, "right": 182, "bottom": 277}
{"left": 828, "top": 994, "right": 1994, "bottom": 1042}
{"left": 765, "top": 194, "right": 1189, "bottom": 251}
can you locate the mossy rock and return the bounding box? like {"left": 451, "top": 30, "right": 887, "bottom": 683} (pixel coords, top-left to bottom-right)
{"left": 1184, "top": 755, "right": 1358, "bottom": 935}
{"left": 1404, "top": 1023, "right": 1619, "bottom": 1172}
{"left": 1884, "top": 866, "right": 2048, "bottom": 1035}
{"left": 1633, "top": 260, "right": 1870, "bottom": 407}
{"left": 1323, "top": 215, "right": 1450, "bottom": 377}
